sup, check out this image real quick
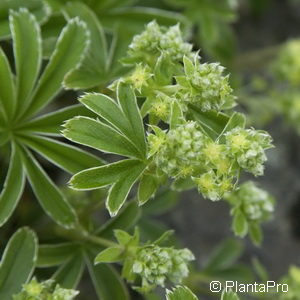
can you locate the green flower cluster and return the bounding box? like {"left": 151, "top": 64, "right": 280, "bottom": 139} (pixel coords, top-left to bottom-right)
{"left": 13, "top": 279, "right": 78, "bottom": 300}
{"left": 133, "top": 245, "right": 194, "bottom": 289}
{"left": 149, "top": 122, "right": 273, "bottom": 201}
{"left": 95, "top": 229, "right": 194, "bottom": 293}
{"left": 177, "top": 57, "right": 236, "bottom": 111}
{"left": 151, "top": 122, "right": 209, "bottom": 177}
{"left": 226, "top": 181, "right": 274, "bottom": 243}
{"left": 126, "top": 21, "right": 193, "bottom": 65}
{"left": 228, "top": 181, "right": 274, "bottom": 221}
{"left": 114, "top": 21, "right": 236, "bottom": 123}
{"left": 274, "top": 39, "right": 300, "bottom": 85}
{"left": 225, "top": 127, "right": 273, "bottom": 176}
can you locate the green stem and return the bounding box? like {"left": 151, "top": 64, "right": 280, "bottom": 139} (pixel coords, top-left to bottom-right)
{"left": 84, "top": 234, "right": 119, "bottom": 248}
{"left": 56, "top": 224, "right": 119, "bottom": 248}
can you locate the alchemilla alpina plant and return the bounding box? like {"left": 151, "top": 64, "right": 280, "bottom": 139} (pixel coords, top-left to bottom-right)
{"left": 0, "top": 2, "right": 291, "bottom": 300}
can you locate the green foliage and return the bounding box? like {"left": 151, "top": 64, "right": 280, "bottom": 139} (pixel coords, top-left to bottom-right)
{"left": 166, "top": 286, "right": 198, "bottom": 300}
{"left": 0, "top": 0, "right": 50, "bottom": 39}
{"left": 163, "top": 0, "right": 238, "bottom": 62}
{"left": 63, "top": 83, "right": 148, "bottom": 216}
{"left": 65, "top": 22, "right": 273, "bottom": 223}
{"left": 0, "top": 8, "right": 103, "bottom": 228}
{"left": 85, "top": 251, "right": 130, "bottom": 300}
{"left": 95, "top": 228, "right": 194, "bottom": 293}
{"left": 0, "top": 1, "right": 287, "bottom": 300}
{"left": 13, "top": 278, "right": 78, "bottom": 300}
{"left": 221, "top": 290, "right": 240, "bottom": 300}
{"left": 0, "top": 228, "right": 37, "bottom": 299}
{"left": 279, "top": 266, "right": 300, "bottom": 300}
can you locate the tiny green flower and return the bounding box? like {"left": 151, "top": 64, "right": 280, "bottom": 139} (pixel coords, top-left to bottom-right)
{"left": 202, "top": 142, "right": 225, "bottom": 163}
{"left": 193, "top": 171, "right": 234, "bottom": 201}
{"left": 127, "top": 64, "right": 153, "bottom": 92}
{"left": 23, "top": 279, "right": 42, "bottom": 297}
{"left": 194, "top": 171, "right": 220, "bottom": 201}
{"left": 151, "top": 96, "right": 171, "bottom": 120}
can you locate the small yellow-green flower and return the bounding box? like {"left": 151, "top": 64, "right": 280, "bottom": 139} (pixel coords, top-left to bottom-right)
{"left": 128, "top": 64, "right": 152, "bottom": 92}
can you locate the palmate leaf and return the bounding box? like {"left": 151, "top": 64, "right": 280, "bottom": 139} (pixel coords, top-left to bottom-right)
{"left": 0, "top": 0, "right": 50, "bottom": 40}
{"left": 0, "top": 228, "right": 38, "bottom": 299}
{"left": 85, "top": 251, "right": 130, "bottom": 300}
{"left": 20, "top": 147, "right": 77, "bottom": 228}
{"left": 63, "top": 2, "right": 108, "bottom": 89}
{"left": 117, "top": 83, "right": 147, "bottom": 155}
{"left": 65, "top": 94, "right": 148, "bottom": 215}
{"left": 138, "top": 174, "right": 159, "bottom": 205}
{"left": 42, "top": 0, "right": 185, "bottom": 88}
{"left": 37, "top": 243, "right": 78, "bottom": 267}
{"left": 18, "top": 104, "right": 94, "bottom": 136}
{"left": 166, "top": 286, "right": 198, "bottom": 300}
{"left": 10, "top": 8, "right": 42, "bottom": 117}
{"left": 41, "top": 14, "right": 66, "bottom": 58}
{"left": 70, "top": 159, "right": 146, "bottom": 216}
{"left": 0, "top": 144, "right": 25, "bottom": 226}
{"left": 107, "top": 162, "right": 146, "bottom": 216}
{"left": 52, "top": 252, "right": 85, "bottom": 289}
{"left": 21, "top": 16, "right": 89, "bottom": 119}
{"left": 19, "top": 134, "right": 103, "bottom": 174}
{"left": 70, "top": 159, "right": 144, "bottom": 190}
{"left": 79, "top": 94, "right": 133, "bottom": 135}
{"left": 0, "top": 9, "right": 92, "bottom": 227}
{"left": 63, "top": 117, "right": 142, "bottom": 159}
{"left": 0, "top": 48, "right": 15, "bottom": 121}
{"left": 79, "top": 83, "right": 147, "bottom": 157}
